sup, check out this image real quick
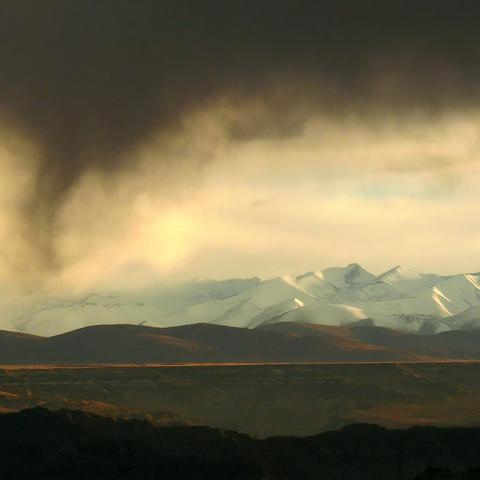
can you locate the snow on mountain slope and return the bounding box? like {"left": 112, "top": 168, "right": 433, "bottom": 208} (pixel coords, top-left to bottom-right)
{"left": 11, "top": 295, "right": 166, "bottom": 337}
{"left": 258, "top": 302, "right": 366, "bottom": 328}
{"left": 432, "top": 274, "right": 480, "bottom": 314}
{"left": 8, "top": 277, "right": 263, "bottom": 336}
{"left": 159, "top": 273, "right": 372, "bottom": 330}
{"left": 245, "top": 298, "right": 305, "bottom": 328}
{"left": 359, "top": 287, "right": 453, "bottom": 320}
{"left": 333, "top": 279, "right": 400, "bottom": 303}
{"left": 159, "top": 268, "right": 480, "bottom": 332}
{"left": 4, "top": 264, "right": 480, "bottom": 336}
{"left": 369, "top": 314, "right": 449, "bottom": 335}
{"left": 159, "top": 276, "right": 316, "bottom": 328}
{"left": 345, "top": 274, "right": 480, "bottom": 334}
{"left": 125, "top": 277, "right": 262, "bottom": 310}
{"left": 294, "top": 272, "right": 338, "bottom": 299}
{"left": 294, "top": 268, "right": 398, "bottom": 303}
{"left": 378, "top": 265, "right": 446, "bottom": 295}
{"left": 446, "top": 306, "right": 480, "bottom": 330}
{"left": 450, "top": 305, "right": 480, "bottom": 322}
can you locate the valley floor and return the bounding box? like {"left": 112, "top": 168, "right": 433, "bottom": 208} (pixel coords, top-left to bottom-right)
{"left": 2, "top": 363, "right": 480, "bottom": 437}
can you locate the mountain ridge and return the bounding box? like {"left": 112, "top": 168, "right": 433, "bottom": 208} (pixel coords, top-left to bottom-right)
{"left": 3, "top": 264, "right": 480, "bottom": 336}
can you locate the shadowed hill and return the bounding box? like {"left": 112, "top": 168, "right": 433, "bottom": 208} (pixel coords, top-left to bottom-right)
{"left": 262, "top": 322, "right": 480, "bottom": 361}
{"left": 0, "top": 323, "right": 400, "bottom": 364}
{"left": 0, "top": 330, "right": 45, "bottom": 363}
{"left": 2, "top": 322, "right": 480, "bottom": 364}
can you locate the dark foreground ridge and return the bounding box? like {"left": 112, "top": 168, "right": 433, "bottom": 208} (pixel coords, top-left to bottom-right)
{"left": 1, "top": 408, "right": 480, "bottom": 479}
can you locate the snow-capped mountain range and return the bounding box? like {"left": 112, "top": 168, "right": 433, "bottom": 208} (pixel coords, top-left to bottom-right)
{"left": 3, "top": 264, "right": 480, "bottom": 337}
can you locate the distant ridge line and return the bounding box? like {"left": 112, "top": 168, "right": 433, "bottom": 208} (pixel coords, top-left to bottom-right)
{"left": 2, "top": 321, "right": 480, "bottom": 365}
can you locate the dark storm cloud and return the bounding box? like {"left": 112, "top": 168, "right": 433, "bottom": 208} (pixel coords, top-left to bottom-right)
{"left": 1, "top": 0, "right": 480, "bottom": 267}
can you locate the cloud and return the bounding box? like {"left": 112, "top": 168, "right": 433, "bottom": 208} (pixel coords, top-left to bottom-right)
{"left": 2, "top": 1, "right": 480, "bottom": 285}
{"left": 38, "top": 117, "right": 480, "bottom": 295}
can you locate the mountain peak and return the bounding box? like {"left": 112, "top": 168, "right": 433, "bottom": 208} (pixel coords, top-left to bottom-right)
{"left": 380, "top": 265, "right": 419, "bottom": 279}
{"left": 345, "top": 262, "right": 371, "bottom": 274}
{"left": 344, "top": 264, "right": 376, "bottom": 285}
{"left": 321, "top": 263, "right": 377, "bottom": 288}
{"left": 346, "top": 262, "right": 364, "bottom": 269}
{"left": 295, "top": 271, "right": 324, "bottom": 281}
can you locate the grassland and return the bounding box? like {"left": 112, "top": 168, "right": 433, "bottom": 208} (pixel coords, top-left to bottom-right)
{"left": 1, "top": 363, "right": 480, "bottom": 437}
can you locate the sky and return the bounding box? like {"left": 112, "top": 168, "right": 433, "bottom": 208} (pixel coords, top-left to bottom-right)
{"left": 1, "top": 1, "right": 480, "bottom": 294}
